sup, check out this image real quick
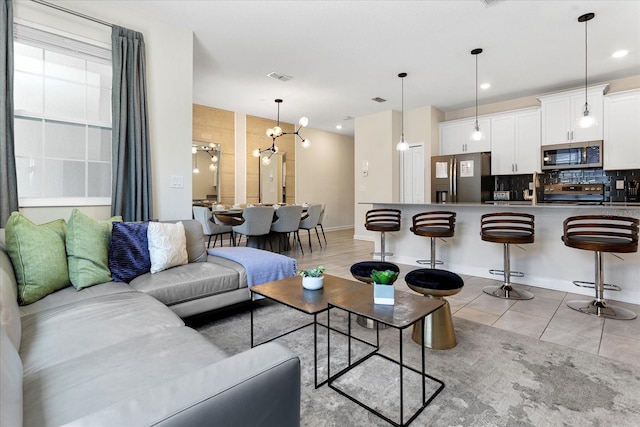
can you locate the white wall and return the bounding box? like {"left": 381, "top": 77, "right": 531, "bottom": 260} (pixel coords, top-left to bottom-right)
{"left": 353, "top": 110, "right": 401, "bottom": 240}
{"left": 14, "top": 0, "right": 193, "bottom": 222}
{"left": 295, "top": 127, "right": 354, "bottom": 230}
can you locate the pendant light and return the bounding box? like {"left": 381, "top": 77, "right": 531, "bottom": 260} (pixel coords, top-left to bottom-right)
{"left": 577, "top": 12, "right": 596, "bottom": 128}
{"left": 471, "top": 48, "right": 484, "bottom": 141}
{"left": 255, "top": 99, "right": 310, "bottom": 166}
{"left": 396, "top": 72, "right": 409, "bottom": 151}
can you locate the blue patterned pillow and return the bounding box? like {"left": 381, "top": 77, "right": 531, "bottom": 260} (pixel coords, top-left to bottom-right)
{"left": 108, "top": 222, "right": 151, "bottom": 283}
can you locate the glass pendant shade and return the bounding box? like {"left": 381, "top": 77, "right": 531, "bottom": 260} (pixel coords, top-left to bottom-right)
{"left": 298, "top": 116, "right": 309, "bottom": 127}
{"left": 191, "top": 146, "right": 197, "bottom": 154}
{"left": 301, "top": 139, "right": 311, "bottom": 148}
{"left": 208, "top": 163, "right": 215, "bottom": 172}
{"left": 192, "top": 167, "right": 200, "bottom": 174}
{"left": 396, "top": 72, "right": 409, "bottom": 151}
{"left": 578, "top": 106, "right": 597, "bottom": 128}
{"left": 252, "top": 148, "right": 260, "bottom": 158}
{"left": 397, "top": 135, "right": 409, "bottom": 151}
{"left": 262, "top": 155, "right": 271, "bottom": 165}
{"left": 471, "top": 121, "right": 483, "bottom": 141}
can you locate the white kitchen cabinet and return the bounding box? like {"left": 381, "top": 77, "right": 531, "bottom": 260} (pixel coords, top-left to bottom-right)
{"left": 440, "top": 117, "right": 491, "bottom": 155}
{"left": 538, "top": 84, "right": 607, "bottom": 146}
{"left": 491, "top": 108, "right": 541, "bottom": 175}
{"left": 604, "top": 89, "right": 640, "bottom": 170}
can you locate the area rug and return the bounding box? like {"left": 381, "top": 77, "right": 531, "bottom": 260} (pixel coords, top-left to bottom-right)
{"left": 192, "top": 300, "right": 640, "bottom": 427}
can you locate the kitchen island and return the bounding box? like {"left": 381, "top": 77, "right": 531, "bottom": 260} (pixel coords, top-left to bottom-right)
{"left": 363, "top": 202, "right": 640, "bottom": 304}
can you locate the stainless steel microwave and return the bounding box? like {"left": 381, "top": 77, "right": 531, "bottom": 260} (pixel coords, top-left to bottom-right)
{"left": 541, "top": 141, "right": 603, "bottom": 170}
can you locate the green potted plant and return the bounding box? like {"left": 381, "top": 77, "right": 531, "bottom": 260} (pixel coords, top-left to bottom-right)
{"left": 298, "top": 265, "right": 325, "bottom": 290}
{"left": 371, "top": 269, "right": 399, "bottom": 305}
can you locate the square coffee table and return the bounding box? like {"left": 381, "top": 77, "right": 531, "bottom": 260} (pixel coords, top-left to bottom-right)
{"left": 327, "top": 286, "right": 445, "bottom": 427}
{"left": 250, "top": 274, "right": 371, "bottom": 388}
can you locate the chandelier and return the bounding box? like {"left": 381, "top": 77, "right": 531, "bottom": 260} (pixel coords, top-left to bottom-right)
{"left": 192, "top": 143, "right": 220, "bottom": 173}
{"left": 253, "top": 99, "right": 310, "bottom": 165}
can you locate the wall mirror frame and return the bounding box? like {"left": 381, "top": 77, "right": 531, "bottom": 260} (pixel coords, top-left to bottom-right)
{"left": 192, "top": 142, "right": 221, "bottom": 203}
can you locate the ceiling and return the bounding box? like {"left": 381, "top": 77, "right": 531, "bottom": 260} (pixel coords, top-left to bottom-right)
{"left": 120, "top": 0, "right": 640, "bottom": 136}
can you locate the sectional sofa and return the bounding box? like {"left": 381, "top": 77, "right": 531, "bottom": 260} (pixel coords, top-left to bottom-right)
{"left": 0, "top": 217, "right": 301, "bottom": 427}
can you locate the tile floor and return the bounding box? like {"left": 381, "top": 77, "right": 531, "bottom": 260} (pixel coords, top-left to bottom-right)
{"left": 283, "top": 228, "right": 640, "bottom": 368}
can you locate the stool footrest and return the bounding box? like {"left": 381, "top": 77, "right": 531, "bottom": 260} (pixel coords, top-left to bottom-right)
{"left": 483, "top": 284, "right": 534, "bottom": 300}
{"left": 371, "top": 251, "right": 394, "bottom": 257}
{"left": 567, "top": 299, "right": 636, "bottom": 320}
{"left": 489, "top": 269, "right": 524, "bottom": 278}
{"left": 572, "top": 280, "right": 621, "bottom": 291}
{"left": 416, "top": 259, "right": 444, "bottom": 266}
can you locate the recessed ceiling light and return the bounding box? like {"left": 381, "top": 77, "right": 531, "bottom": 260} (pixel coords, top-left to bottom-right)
{"left": 612, "top": 49, "right": 629, "bottom": 58}
{"left": 335, "top": 125, "right": 342, "bottom": 130}
{"left": 480, "top": 82, "right": 491, "bottom": 90}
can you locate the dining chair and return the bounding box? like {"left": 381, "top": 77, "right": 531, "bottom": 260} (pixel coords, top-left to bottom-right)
{"left": 232, "top": 206, "right": 274, "bottom": 250}
{"left": 270, "top": 205, "right": 304, "bottom": 253}
{"left": 298, "top": 204, "right": 323, "bottom": 253}
{"left": 192, "top": 206, "right": 234, "bottom": 248}
{"left": 315, "top": 204, "right": 327, "bottom": 245}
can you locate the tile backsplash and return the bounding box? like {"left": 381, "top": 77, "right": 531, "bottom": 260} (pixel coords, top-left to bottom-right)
{"left": 495, "top": 168, "right": 640, "bottom": 202}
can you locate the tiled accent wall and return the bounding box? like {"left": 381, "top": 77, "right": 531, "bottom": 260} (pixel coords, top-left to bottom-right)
{"left": 495, "top": 168, "right": 640, "bottom": 202}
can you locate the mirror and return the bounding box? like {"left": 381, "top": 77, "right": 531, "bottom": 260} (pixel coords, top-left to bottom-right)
{"left": 259, "top": 152, "right": 286, "bottom": 204}
{"left": 192, "top": 142, "right": 221, "bottom": 203}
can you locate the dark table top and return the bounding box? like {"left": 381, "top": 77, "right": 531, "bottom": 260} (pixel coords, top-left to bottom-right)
{"left": 328, "top": 286, "right": 445, "bottom": 329}
{"left": 250, "top": 274, "right": 366, "bottom": 315}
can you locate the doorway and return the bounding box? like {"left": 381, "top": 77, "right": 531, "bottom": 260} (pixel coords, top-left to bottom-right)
{"left": 400, "top": 143, "right": 425, "bottom": 203}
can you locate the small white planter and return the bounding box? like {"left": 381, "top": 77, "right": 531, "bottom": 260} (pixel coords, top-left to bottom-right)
{"left": 373, "top": 283, "right": 395, "bottom": 305}
{"left": 302, "top": 276, "right": 324, "bottom": 290}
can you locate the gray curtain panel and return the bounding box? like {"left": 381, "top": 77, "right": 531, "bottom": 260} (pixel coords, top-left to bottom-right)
{"left": 1, "top": 0, "right": 18, "bottom": 227}
{"left": 111, "top": 25, "right": 153, "bottom": 222}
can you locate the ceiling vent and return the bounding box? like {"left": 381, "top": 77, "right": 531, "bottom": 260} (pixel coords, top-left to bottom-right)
{"left": 341, "top": 115, "right": 354, "bottom": 121}
{"left": 371, "top": 97, "right": 387, "bottom": 103}
{"left": 267, "top": 71, "right": 293, "bottom": 82}
{"left": 481, "top": 0, "right": 502, "bottom": 7}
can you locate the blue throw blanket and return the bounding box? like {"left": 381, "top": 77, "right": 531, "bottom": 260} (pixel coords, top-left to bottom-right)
{"left": 207, "top": 247, "right": 297, "bottom": 287}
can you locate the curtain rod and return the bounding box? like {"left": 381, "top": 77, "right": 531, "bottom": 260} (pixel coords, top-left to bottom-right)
{"left": 31, "top": 0, "right": 113, "bottom": 28}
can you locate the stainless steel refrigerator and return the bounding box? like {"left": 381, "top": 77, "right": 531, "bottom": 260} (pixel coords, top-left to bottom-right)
{"left": 431, "top": 152, "right": 493, "bottom": 203}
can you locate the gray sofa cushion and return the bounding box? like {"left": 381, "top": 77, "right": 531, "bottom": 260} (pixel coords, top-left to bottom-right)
{"left": 129, "top": 262, "right": 240, "bottom": 306}
{"left": 22, "top": 327, "right": 228, "bottom": 427}
{"left": 18, "top": 281, "right": 134, "bottom": 317}
{"left": 1, "top": 326, "right": 23, "bottom": 427}
{"left": 20, "top": 292, "right": 184, "bottom": 376}
{"left": 0, "top": 248, "right": 21, "bottom": 349}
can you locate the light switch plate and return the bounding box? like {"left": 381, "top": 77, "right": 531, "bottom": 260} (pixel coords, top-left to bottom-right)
{"left": 171, "top": 176, "right": 184, "bottom": 188}
{"left": 616, "top": 180, "right": 625, "bottom": 190}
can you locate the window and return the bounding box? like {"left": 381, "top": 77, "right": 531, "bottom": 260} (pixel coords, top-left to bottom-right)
{"left": 13, "top": 22, "right": 112, "bottom": 207}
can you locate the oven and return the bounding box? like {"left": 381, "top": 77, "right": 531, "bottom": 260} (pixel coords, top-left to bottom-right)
{"left": 542, "top": 183, "right": 604, "bottom": 205}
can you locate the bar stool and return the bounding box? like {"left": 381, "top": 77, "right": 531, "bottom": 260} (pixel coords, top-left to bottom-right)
{"left": 350, "top": 261, "right": 399, "bottom": 329}
{"left": 563, "top": 215, "right": 638, "bottom": 320}
{"left": 365, "top": 209, "right": 401, "bottom": 262}
{"left": 405, "top": 269, "right": 464, "bottom": 349}
{"left": 411, "top": 211, "right": 456, "bottom": 268}
{"left": 481, "top": 212, "right": 535, "bottom": 300}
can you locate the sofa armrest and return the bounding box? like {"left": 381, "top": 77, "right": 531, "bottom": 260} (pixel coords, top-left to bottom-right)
{"left": 66, "top": 342, "right": 301, "bottom": 427}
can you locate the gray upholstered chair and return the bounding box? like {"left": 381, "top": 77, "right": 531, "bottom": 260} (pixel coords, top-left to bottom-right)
{"left": 192, "top": 206, "right": 233, "bottom": 248}
{"left": 232, "top": 206, "right": 274, "bottom": 249}
{"left": 315, "top": 204, "right": 327, "bottom": 245}
{"left": 298, "top": 204, "right": 323, "bottom": 253}
{"left": 270, "top": 205, "right": 304, "bottom": 253}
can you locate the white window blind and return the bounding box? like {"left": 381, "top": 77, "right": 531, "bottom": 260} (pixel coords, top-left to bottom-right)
{"left": 13, "top": 22, "right": 113, "bottom": 207}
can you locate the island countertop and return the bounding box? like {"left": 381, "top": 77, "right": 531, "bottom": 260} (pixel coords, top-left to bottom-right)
{"left": 360, "top": 202, "right": 639, "bottom": 305}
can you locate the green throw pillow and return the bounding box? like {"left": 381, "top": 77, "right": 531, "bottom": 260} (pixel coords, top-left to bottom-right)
{"left": 5, "top": 212, "right": 70, "bottom": 305}
{"left": 66, "top": 209, "right": 122, "bottom": 290}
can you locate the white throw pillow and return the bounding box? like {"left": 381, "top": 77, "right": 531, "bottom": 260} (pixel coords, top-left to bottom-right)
{"left": 147, "top": 222, "right": 188, "bottom": 274}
